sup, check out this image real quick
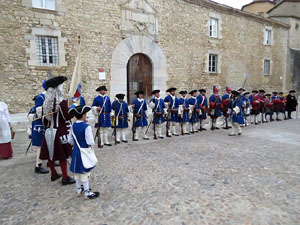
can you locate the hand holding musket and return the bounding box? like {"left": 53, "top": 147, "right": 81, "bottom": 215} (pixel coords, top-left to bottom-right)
{"left": 131, "top": 106, "right": 136, "bottom": 141}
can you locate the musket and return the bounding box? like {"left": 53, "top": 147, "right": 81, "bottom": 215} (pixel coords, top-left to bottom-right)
{"left": 25, "top": 140, "right": 32, "bottom": 156}
{"left": 94, "top": 111, "right": 102, "bottom": 148}
{"left": 132, "top": 106, "right": 136, "bottom": 141}
{"left": 32, "top": 111, "right": 58, "bottom": 122}
{"left": 166, "top": 103, "right": 171, "bottom": 137}
{"left": 114, "top": 115, "right": 117, "bottom": 145}
{"left": 153, "top": 107, "right": 157, "bottom": 140}
{"left": 191, "top": 103, "right": 196, "bottom": 134}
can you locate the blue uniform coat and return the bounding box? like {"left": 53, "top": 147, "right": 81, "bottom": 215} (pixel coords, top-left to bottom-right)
{"left": 28, "top": 93, "right": 45, "bottom": 147}
{"left": 188, "top": 97, "right": 199, "bottom": 123}
{"left": 92, "top": 95, "right": 112, "bottom": 127}
{"left": 132, "top": 98, "right": 148, "bottom": 127}
{"left": 164, "top": 95, "right": 179, "bottom": 122}
{"left": 231, "top": 98, "right": 245, "bottom": 124}
{"left": 150, "top": 98, "right": 166, "bottom": 124}
{"left": 197, "top": 94, "right": 208, "bottom": 120}
{"left": 70, "top": 122, "right": 94, "bottom": 174}
{"left": 178, "top": 97, "right": 190, "bottom": 123}
{"left": 112, "top": 100, "right": 129, "bottom": 128}
{"left": 209, "top": 94, "right": 222, "bottom": 117}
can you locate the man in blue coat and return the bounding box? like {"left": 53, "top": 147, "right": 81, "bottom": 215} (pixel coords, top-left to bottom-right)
{"left": 132, "top": 91, "right": 149, "bottom": 141}
{"left": 178, "top": 91, "right": 190, "bottom": 135}
{"left": 229, "top": 91, "right": 245, "bottom": 136}
{"left": 149, "top": 90, "right": 166, "bottom": 139}
{"left": 197, "top": 89, "right": 208, "bottom": 131}
{"left": 112, "top": 94, "right": 129, "bottom": 144}
{"left": 188, "top": 90, "right": 199, "bottom": 133}
{"left": 27, "top": 81, "right": 49, "bottom": 174}
{"left": 92, "top": 86, "right": 112, "bottom": 147}
{"left": 164, "top": 88, "right": 179, "bottom": 137}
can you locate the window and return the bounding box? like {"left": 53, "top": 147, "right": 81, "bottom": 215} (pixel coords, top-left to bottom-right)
{"left": 36, "top": 36, "right": 59, "bottom": 66}
{"left": 264, "top": 29, "right": 272, "bottom": 45}
{"left": 209, "top": 54, "right": 218, "bottom": 73}
{"left": 264, "top": 59, "right": 270, "bottom": 75}
{"left": 210, "top": 18, "right": 218, "bottom": 38}
{"left": 32, "top": 0, "right": 55, "bottom": 10}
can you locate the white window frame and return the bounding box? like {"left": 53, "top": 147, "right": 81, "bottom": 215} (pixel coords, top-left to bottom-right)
{"left": 32, "top": 0, "right": 55, "bottom": 10}
{"left": 25, "top": 28, "right": 67, "bottom": 67}
{"left": 264, "top": 59, "right": 271, "bottom": 75}
{"left": 210, "top": 18, "right": 219, "bottom": 38}
{"left": 209, "top": 54, "right": 218, "bottom": 73}
{"left": 264, "top": 29, "right": 272, "bottom": 45}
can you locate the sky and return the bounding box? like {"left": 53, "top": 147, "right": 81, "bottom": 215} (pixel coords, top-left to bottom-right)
{"left": 211, "top": 0, "right": 254, "bottom": 9}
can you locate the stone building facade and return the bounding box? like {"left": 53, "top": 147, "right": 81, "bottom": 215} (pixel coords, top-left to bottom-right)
{"left": 0, "top": 0, "right": 293, "bottom": 112}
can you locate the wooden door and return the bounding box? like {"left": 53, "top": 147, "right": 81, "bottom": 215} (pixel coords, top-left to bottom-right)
{"left": 127, "top": 54, "right": 153, "bottom": 103}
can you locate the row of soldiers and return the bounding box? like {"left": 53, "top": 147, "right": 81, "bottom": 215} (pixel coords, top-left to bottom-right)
{"left": 27, "top": 77, "right": 298, "bottom": 182}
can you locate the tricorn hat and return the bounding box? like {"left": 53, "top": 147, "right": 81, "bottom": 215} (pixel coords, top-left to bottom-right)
{"left": 116, "top": 93, "right": 125, "bottom": 99}
{"left": 238, "top": 88, "right": 246, "bottom": 92}
{"left": 96, "top": 86, "right": 107, "bottom": 92}
{"left": 232, "top": 90, "right": 240, "bottom": 96}
{"left": 259, "top": 89, "right": 265, "bottom": 93}
{"left": 166, "top": 87, "right": 177, "bottom": 92}
{"left": 289, "top": 90, "right": 296, "bottom": 93}
{"left": 135, "top": 91, "right": 144, "bottom": 96}
{"left": 252, "top": 90, "right": 258, "bottom": 93}
{"left": 199, "top": 89, "right": 206, "bottom": 93}
{"left": 45, "top": 76, "right": 67, "bottom": 88}
{"left": 279, "top": 92, "right": 283, "bottom": 95}
{"left": 189, "top": 90, "right": 197, "bottom": 95}
{"left": 179, "top": 90, "right": 187, "bottom": 95}
{"left": 265, "top": 94, "right": 271, "bottom": 97}
{"left": 272, "top": 92, "right": 278, "bottom": 95}
{"left": 244, "top": 92, "right": 250, "bottom": 95}
{"left": 68, "top": 105, "right": 91, "bottom": 117}
{"left": 151, "top": 90, "right": 160, "bottom": 95}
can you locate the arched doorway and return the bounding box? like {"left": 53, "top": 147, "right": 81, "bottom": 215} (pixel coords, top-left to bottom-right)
{"left": 127, "top": 53, "right": 153, "bottom": 103}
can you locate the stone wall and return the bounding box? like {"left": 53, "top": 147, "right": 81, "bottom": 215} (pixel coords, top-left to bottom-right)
{"left": 0, "top": 0, "right": 291, "bottom": 113}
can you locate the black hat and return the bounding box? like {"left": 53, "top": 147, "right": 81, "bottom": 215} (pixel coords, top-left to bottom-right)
{"left": 199, "top": 89, "right": 206, "bottom": 93}
{"left": 238, "top": 88, "right": 245, "bottom": 92}
{"left": 189, "top": 90, "right": 197, "bottom": 95}
{"left": 179, "top": 90, "right": 187, "bottom": 95}
{"left": 244, "top": 92, "right": 250, "bottom": 95}
{"left": 232, "top": 90, "right": 240, "bottom": 96}
{"left": 252, "top": 90, "right": 258, "bottom": 93}
{"left": 45, "top": 76, "right": 67, "bottom": 88}
{"left": 166, "top": 88, "right": 177, "bottom": 92}
{"left": 152, "top": 90, "right": 160, "bottom": 95}
{"left": 272, "top": 92, "right": 278, "bottom": 95}
{"left": 279, "top": 92, "right": 283, "bottom": 95}
{"left": 116, "top": 93, "right": 125, "bottom": 99}
{"left": 289, "top": 90, "right": 296, "bottom": 93}
{"left": 96, "top": 86, "right": 107, "bottom": 92}
{"left": 68, "top": 105, "right": 91, "bottom": 117}
{"left": 259, "top": 90, "right": 265, "bottom": 93}
{"left": 135, "top": 91, "right": 144, "bottom": 96}
{"left": 265, "top": 94, "right": 271, "bottom": 97}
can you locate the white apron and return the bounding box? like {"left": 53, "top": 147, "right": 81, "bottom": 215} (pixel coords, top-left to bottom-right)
{"left": 0, "top": 102, "right": 11, "bottom": 144}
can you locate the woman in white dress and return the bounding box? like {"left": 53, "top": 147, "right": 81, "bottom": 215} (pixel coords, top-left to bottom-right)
{"left": 0, "top": 102, "right": 13, "bottom": 159}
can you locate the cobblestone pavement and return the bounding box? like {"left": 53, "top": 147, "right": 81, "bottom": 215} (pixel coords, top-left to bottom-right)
{"left": 0, "top": 119, "right": 300, "bottom": 225}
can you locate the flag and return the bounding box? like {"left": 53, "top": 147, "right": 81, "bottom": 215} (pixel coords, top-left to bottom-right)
{"left": 68, "top": 47, "right": 82, "bottom": 100}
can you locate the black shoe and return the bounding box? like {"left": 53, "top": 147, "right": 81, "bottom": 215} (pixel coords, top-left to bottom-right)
{"left": 62, "top": 176, "right": 76, "bottom": 185}
{"left": 159, "top": 136, "right": 164, "bottom": 139}
{"left": 51, "top": 174, "right": 62, "bottom": 182}
{"left": 116, "top": 141, "right": 121, "bottom": 144}
{"left": 133, "top": 139, "right": 139, "bottom": 141}
{"left": 238, "top": 133, "right": 242, "bottom": 136}
{"left": 202, "top": 128, "right": 207, "bottom": 131}
{"left": 104, "top": 143, "right": 112, "bottom": 147}
{"left": 211, "top": 127, "right": 215, "bottom": 130}
{"left": 166, "top": 135, "right": 172, "bottom": 138}
{"left": 85, "top": 191, "right": 100, "bottom": 200}
{"left": 122, "top": 140, "right": 128, "bottom": 143}
{"left": 173, "top": 134, "right": 179, "bottom": 136}
{"left": 35, "top": 165, "right": 49, "bottom": 174}
{"left": 143, "top": 137, "right": 150, "bottom": 140}
{"left": 215, "top": 127, "right": 220, "bottom": 130}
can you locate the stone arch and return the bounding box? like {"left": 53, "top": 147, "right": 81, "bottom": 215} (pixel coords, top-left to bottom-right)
{"left": 110, "top": 35, "right": 167, "bottom": 99}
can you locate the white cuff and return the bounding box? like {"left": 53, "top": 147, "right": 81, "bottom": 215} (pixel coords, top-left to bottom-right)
{"left": 233, "top": 106, "right": 240, "bottom": 114}
{"left": 27, "top": 114, "right": 35, "bottom": 122}
{"left": 36, "top": 107, "right": 43, "bottom": 117}
{"left": 149, "top": 102, "right": 155, "bottom": 109}
{"left": 92, "top": 106, "right": 98, "bottom": 115}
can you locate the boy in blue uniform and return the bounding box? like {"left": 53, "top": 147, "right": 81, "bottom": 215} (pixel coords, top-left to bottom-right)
{"left": 27, "top": 81, "right": 49, "bottom": 174}
{"left": 178, "top": 91, "right": 190, "bottom": 135}
{"left": 112, "top": 94, "right": 129, "bottom": 144}
{"left": 149, "top": 90, "right": 166, "bottom": 139}
{"left": 164, "top": 88, "right": 179, "bottom": 137}
{"left": 68, "top": 105, "right": 99, "bottom": 200}
{"left": 188, "top": 90, "right": 199, "bottom": 133}
{"left": 132, "top": 91, "right": 149, "bottom": 141}
{"left": 242, "top": 92, "right": 251, "bottom": 126}
{"left": 92, "top": 86, "right": 112, "bottom": 147}
{"left": 209, "top": 86, "right": 222, "bottom": 130}
{"left": 229, "top": 91, "right": 244, "bottom": 136}
{"left": 197, "top": 89, "right": 208, "bottom": 131}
